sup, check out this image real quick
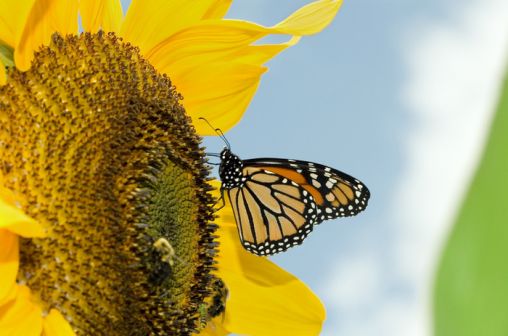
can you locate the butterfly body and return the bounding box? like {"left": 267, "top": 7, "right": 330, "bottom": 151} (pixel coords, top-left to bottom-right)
{"left": 218, "top": 147, "right": 370, "bottom": 256}
{"left": 219, "top": 148, "right": 246, "bottom": 189}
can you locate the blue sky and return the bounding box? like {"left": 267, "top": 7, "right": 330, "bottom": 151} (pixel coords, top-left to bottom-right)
{"left": 120, "top": 1, "right": 508, "bottom": 334}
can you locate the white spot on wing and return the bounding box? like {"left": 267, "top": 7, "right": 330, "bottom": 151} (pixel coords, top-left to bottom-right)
{"left": 312, "top": 180, "right": 321, "bottom": 188}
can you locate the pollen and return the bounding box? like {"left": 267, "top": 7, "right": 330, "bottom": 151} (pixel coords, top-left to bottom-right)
{"left": 0, "top": 32, "right": 218, "bottom": 335}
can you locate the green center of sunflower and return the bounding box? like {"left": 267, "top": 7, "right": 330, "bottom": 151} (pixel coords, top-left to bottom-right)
{"left": 0, "top": 32, "right": 219, "bottom": 335}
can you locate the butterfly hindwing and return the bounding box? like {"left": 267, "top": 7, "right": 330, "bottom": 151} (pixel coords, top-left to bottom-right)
{"left": 226, "top": 166, "right": 317, "bottom": 255}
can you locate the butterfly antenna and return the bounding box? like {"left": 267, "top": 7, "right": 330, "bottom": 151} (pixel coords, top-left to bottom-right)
{"left": 215, "top": 128, "right": 231, "bottom": 150}
{"left": 199, "top": 117, "right": 231, "bottom": 150}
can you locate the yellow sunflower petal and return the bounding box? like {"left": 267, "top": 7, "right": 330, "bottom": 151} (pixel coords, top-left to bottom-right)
{"left": 163, "top": 37, "right": 299, "bottom": 135}
{"left": 217, "top": 225, "right": 326, "bottom": 335}
{"left": 212, "top": 187, "right": 326, "bottom": 335}
{"left": 230, "top": 38, "right": 300, "bottom": 66}
{"left": 171, "top": 61, "right": 265, "bottom": 134}
{"left": 15, "top": 0, "right": 79, "bottom": 71}
{"left": 202, "top": 0, "right": 232, "bottom": 20}
{"left": 145, "top": 20, "right": 270, "bottom": 69}
{"left": 42, "top": 309, "right": 75, "bottom": 336}
{"left": 0, "top": 198, "right": 45, "bottom": 238}
{"left": 145, "top": 22, "right": 302, "bottom": 134}
{"left": 0, "top": 0, "right": 36, "bottom": 47}
{"left": 121, "top": 0, "right": 232, "bottom": 55}
{"left": 0, "top": 285, "right": 43, "bottom": 336}
{"left": 79, "top": 0, "right": 123, "bottom": 33}
{"left": 0, "top": 230, "right": 18, "bottom": 306}
{"left": 273, "top": 0, "right": 343, "bottom": 35}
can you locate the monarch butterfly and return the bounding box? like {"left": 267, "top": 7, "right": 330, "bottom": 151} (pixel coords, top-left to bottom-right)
{"left": 202, "top": 119, "right": 370, "bottom": 256}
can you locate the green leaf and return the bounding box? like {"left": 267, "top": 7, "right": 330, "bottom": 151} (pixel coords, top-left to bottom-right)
{"left": 434, "top": 67, "right": 508, "bottom": 335}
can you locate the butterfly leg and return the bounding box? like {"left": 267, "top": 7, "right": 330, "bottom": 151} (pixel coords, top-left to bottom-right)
{"left": 213, "top": 189, "right": 226, "bottom": 211}
{"left": 205, "top": 152, "right": 221, "bottom": 157}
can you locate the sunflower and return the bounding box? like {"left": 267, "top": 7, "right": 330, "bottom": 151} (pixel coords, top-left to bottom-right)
{"left": 0, "top": 0, "right": 340, "bottom": 335}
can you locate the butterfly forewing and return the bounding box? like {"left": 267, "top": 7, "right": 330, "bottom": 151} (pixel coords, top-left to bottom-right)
{"left": 243, "top": 158, "right": 370, "bottom": 222}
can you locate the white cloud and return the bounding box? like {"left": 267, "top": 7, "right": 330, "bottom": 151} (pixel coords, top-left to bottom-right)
{"left": 323, "top": 252, "right": 425, "bottom": 336}
{"left": 323, "top": 255, "right": 424, "bottom": 336}
{"left": 326, "top": 255, "right": 381, "bottom": 310}
{"left": 322, "top": 0, "right": 508, "bottom": 335}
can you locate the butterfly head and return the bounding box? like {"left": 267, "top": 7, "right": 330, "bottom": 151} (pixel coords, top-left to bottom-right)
{"left": 219, "top": 148, "right": 244, "bottom": 189}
